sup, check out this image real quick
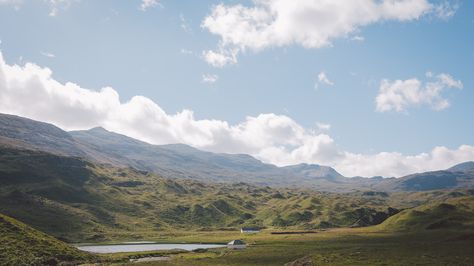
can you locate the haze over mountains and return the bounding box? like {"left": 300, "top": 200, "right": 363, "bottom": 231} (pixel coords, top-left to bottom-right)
{"left": 1, "top": 113, "right": 473, "bottom": 192}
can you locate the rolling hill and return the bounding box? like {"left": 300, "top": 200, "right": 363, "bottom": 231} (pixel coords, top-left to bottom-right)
{"left": 0, "top": 147, "right": 409, "bottom": 242}
{"left": 378, "top": 196, "right": 474, "bottom": 232}
{"left": 0, "top": 212, "right": 95, "bottom": 265}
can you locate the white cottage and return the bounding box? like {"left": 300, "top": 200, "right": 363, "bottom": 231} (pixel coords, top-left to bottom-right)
{"left": 227, "top": 239, "right": 246, "bottom": 250}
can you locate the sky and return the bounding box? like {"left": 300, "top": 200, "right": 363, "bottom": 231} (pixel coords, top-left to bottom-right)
{"left": 0, "top": 0, "right": 473, "bottom": 177}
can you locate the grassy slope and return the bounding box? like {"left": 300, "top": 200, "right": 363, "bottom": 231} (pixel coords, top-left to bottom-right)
{"left": 1, "top": 147, "right": 473, "bottom": 265}
{"left": 105, "top": 229, "right": 474, "bottom": 266}
{"left": 0, "top": 148, "right": 416, "bottom": 242}
{"left": 378, "top": 196, "right": 474, "bottom": 232}
{"left": 0, "top": 213, "right": 95, "bottom": 266}
{"left": 104, "top": 196, "right": 474, "bottom": 265}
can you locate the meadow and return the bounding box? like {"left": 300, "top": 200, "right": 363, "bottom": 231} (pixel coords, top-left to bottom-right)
{"left": 96, "top": 228, "right": 474, "bottom": 266}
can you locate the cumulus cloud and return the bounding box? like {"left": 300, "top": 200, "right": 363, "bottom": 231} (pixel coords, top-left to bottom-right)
{"left": 139, "top": 0, "right": 160, "bottom": 11}
{"left": 201, "top": 0, "right": 455, "bottom": 66}
{"left": 202, "top": 74, "right": 218, "bottom": 84}
{"left": 375, "top": 72, "right": 463, "bottom": 112}
{"left": 0, "top": 52, "right": 473, "bottom": 177}
{"left": 339, "top": 145, "right": 474, "bottom": 177}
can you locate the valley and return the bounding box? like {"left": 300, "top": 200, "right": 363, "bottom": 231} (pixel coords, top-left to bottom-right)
{"left": 1, "top": 2, "right": 473, "bottom": 264}
{"left": 0, "top": 114, "right": 473, "bottom": 265}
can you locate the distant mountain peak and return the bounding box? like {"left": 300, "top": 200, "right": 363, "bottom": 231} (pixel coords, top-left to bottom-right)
{"left": 448, "top": 161, "right": 474, "bottom": 172}
{"left": 0, "top": 113, "right": 83, "bottom": 156}
{"left": 284, "top": 163, "right": 322, "bottom": 169}
{"left": 88, "top": 126, "right": 109, "bottom": 133}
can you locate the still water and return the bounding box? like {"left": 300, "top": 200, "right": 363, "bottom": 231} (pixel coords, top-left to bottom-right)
{"left": 76, "top": 243, "right": 225, "bottom": 254}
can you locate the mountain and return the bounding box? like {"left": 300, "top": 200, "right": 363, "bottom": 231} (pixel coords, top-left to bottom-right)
{"left": 70, "top": 126, "right": 280, "bottom": 182}
{"left": 0, "top": 147, "right": 409, "bottom": 242}
{"left": 375, "top": 167, "right": 474, "bottom": 192}
{"left": 0, "top": 113, "right": 84, "bottom": 156}
{"left": 70, "top": 127, "right": 346, "bottom": 188}
{"left": 280, "top": 163, "right": 345, "bottom": 182}
{"left": 2, "top": 146, "right": 472, "bottom": 243}
{"left": 0, "top": 212, "right": 95, "bottom": 265}
{"left": 448, "top": 161, "right": 474, "bottom": 172}
{"left": 1, "top": 113, "right": 473, "bottom": 192}
{"left": 0, "top": 113, "right": 350, "bottom": 190}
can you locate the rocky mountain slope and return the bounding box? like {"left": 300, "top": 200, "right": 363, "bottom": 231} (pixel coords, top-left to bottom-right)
{"left": 376, "top": 162, "right": 474, "bottom": 191}
{"left": 1, "top": 113, "right": 473, "bottom": 192}
{"left": 0, "top": 113, "right": 355, "bottom": 191}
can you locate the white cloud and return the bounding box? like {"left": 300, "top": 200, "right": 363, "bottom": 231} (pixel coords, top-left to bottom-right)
{"left": 433, "top": 0, "right": 459, "bottom": 20}
{"left": 202, "top": 74, "right": 218, "bottom": 84}
{"left": 0, "top": 52, "right": 473, "bottom": 177}
{"left": 139, "top": 0, "right": 160, "bottom": 11}
{"left": 338, "top": 145, "right": 474, "bottom": 177}
{"left": 375, "top": 73, "right": 463, "bottom": 112}
{"left": 40, "top": 51, "right": 56, "bottom": 58}
{"left": 201, "top": 0, "right": 456, "bottom": 66}
{"left": 202, "top": 49, "right": 238, "bottom": 68}
{"left": 317, "top": 71, "right": 334, "bottom": 86}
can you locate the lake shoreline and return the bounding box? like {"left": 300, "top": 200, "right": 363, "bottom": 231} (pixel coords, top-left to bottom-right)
{"left": 75, "top": 242, "right": 227, "bottom": 254}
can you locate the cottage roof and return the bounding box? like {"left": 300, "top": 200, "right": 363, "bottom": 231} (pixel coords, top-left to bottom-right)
{"left": 228, "top": 239, "right": 246, "bottom": 245}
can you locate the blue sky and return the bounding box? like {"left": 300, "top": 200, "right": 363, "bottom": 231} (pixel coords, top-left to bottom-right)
{"left": 0, "top": 0, "right": 473, "bottom": 177}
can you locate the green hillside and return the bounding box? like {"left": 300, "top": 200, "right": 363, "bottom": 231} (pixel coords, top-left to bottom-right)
{"left": 0, "top": 213, "right": 95, "bottom": 265}
{"left": 1, "top": 148, "right": 473, "bottom": 265}
{"left": 378, "top": 196, "right": 474, "bottom": 232}
{"left": 0, "top": 147, "right": 409, "bottom": 242}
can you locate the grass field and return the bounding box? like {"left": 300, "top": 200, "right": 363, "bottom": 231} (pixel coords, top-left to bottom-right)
{"left": 2, "top": 148, "right": 473, "bottom": 244}
{"left": 94, "top": 196, "right": 474, "bottom": 265}
{"left": 0, "top": 213, "right": 96, "bottom": 265}
{"left": 98, "top": 228, "right": 474, "bottom": 266}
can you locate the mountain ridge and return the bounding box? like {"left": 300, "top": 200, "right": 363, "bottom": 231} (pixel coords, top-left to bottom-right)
{"left": 1, "top": 113, "right": 473, "bottom": 192}
{"left": 0, "top": 113, "right": 353, "bottom": 191}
